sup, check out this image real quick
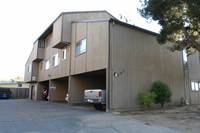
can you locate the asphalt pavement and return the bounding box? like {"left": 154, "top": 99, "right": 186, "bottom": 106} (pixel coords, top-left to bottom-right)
{"left": 0, "top": 99, "right": 185, "bottom": 133}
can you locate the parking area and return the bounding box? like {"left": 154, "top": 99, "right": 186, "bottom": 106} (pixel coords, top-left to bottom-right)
{"left": 0, "top": 99, "right": 184, "bottom": 133}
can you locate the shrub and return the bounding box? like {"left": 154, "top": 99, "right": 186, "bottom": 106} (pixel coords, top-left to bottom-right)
{"left": 151, "top": 81, "right": 172, "bottom": 108}
{"left": 139, "top": 91, "right": 157, "bottom": 108}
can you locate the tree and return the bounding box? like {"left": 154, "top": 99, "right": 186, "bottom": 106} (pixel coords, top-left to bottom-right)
{"left": 151, "top": 81, "right": 172, "bottom": 108}
{"left": 138, "top": 0, "right": 200, "bottom": 56}
{"left": 139, "top": 91, "right": 157, "bottom": 108}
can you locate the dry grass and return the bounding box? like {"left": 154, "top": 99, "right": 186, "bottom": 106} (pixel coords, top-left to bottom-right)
{"left": 120, "top": 105, "right": 200, "bottom": 133}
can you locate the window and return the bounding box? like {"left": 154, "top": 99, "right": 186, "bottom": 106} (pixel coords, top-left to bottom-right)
{"left": 62, "top": 49, "right": 67, "bottom": 60}
{"left": 183, "top": 49, "right": 188, "bottom": 68}
{"left": 75, "top": 38, "right": 86, "bottom": 56}
{"left": 18, "top": 84, "right": 22, "bottom": 87}
{"left": 46, "top": 36, "right": 52, "bottom": 47}
{"left": 52, "top": 54, "right": 58, "bottom": 67}
{"left": 27, "top": 65, "right": 31, "bottom": 72}
{"left": 45, "top": 60, "right": 50, "bottom": 70}
{"left": 191, "top": 81, "right": 199, "bottom": 91}
{"left": 39, "top": 40, "right": 45, "bottom": 48}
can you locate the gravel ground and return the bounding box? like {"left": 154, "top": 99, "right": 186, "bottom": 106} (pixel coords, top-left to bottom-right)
{"left": 120, "top": 105, "right": 200, "bottom": 133}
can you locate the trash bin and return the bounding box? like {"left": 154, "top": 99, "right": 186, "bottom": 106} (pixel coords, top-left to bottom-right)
{"left": 0, "top": 88, "right": 12, "bottom": 99}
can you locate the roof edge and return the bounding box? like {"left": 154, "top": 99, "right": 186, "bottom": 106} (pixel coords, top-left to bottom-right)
{"left": 34, "top": 10, "right": 117, "bottom": 43}
{"left": 72, "top": 18, "right": 111, "bottom": 23}
{"left": 72, "top": 18, "right": 158, "bottom": 36}
{"left": 110, "top": 18, "right": 158, "bottom": 36}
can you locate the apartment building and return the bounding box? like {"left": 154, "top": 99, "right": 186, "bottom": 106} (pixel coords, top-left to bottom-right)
{"left": 25, "top": 11, "right": 200, "bottom": 111}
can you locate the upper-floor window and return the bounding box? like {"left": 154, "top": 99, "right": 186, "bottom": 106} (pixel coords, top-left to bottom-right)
{"left": 39, "top": 40, "right": 45, "bottom": 48}
{"left": 191, "top": 80, "right": 199, "bottom": 91}
{"left": 75, "top": 38, "right": 86, "bottom": 56}
{"left": 183, "top": 49, "right": 188, "bottom": 69}
{"left": 27, "top": 65, "right": 31, "bottom": 72}
{"left": 45, "top": 60, "right": 50, "bottom": 70}
{"left": 62, "top": 49, "right": 67, "bottom": 60}
{"left": 46, "top": 35, "right": 52, "bottom": 47}
{"left": 52, "top": 53, "right": 58, "bottom": 67}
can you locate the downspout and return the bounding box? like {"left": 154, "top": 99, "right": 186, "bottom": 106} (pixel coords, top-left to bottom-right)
{"left": 186, "top": 56, "right": 192, "bottom": 105}
{"left": 187, "top": 57, "right": 192, "bottom": 105}
{"left": 182, "top": 50, "right": 192, "bottom": 105}
{"left": 106, "top": 22, "right": 110, "bottom": 111}
{"left": 106, "top": 19, "right": 113, "bottom": 111}
{"left": 188, "top": 75, "right": 192, "bottom": 105}
{"left": 182, "top": 51, "right": 187, "bottom": 98}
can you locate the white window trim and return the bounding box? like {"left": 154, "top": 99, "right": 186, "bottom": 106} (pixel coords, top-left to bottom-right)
{"left": 75, "top": 38, "right": 86, "bottom": 56}
{"left": 191, "top": 80, "right": 199, "bottom": 91}
{"left": 52, "top": 53, "right": 59, "bottom": 67}
{"left": 62, "top": 49, "right": 67, "bottom": 60}
{"left": 28, "top": 65, "right": 31, "bottom": 73}
{"left": 45, "top": 60, "right": 50, "bottom": 70}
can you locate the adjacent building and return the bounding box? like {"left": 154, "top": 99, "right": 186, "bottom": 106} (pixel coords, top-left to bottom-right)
{"left": 0, "top": 78, "right": 29, "bottom": 99}
{"left": 24, "top": 11, "right": 200, "bottom": 111}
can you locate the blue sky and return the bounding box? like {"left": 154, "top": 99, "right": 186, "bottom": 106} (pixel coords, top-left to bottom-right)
{"left": 0, "top": 0, "right": 160, "bottom": 79}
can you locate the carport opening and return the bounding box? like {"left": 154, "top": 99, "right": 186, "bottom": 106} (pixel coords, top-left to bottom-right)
{"left": 38, "top": 81, "right": 49, "bottom": 101}
{"left": 69, "top": 69, "right": 106, "bottom": 110}
{"left": 49, "top": 77, "right": 68, "bottom": 102}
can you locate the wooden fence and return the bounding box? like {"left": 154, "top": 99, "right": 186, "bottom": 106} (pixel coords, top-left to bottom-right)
{"left": 0, "top": 87, "right": 29, "bottom": 99}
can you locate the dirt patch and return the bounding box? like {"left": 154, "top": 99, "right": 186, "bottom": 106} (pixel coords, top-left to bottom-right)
{"left": 120, "top": 105, "right": 200, "bottom": 133}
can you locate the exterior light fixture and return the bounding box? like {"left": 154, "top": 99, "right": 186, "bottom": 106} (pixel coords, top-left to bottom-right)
{"left": 114, "top": 72, "right": 119, "bottom": 77}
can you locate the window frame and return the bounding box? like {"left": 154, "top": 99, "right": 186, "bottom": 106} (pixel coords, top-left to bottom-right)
{"left": 191, "top": 80, "right": 199, "bottom": 91}
{"left": 39, "top": 40, "right": 45, "bottom": 48}
{"left": 52, "top": 53, "right": 59, "bottom": 67}
{"left": 75, "top": 38, "right": 87, "bottom": 56}
{"left": 62, "top": 49, "right": 67, "bottom": 60}
{"left": 18, "top": 84, "right": 22, "bottom": 87}
{"left": 27, "top": 65, "right": 31, "bottom": 73}
{"left": 45, "top": 60, "right": 50, "bottom": 70}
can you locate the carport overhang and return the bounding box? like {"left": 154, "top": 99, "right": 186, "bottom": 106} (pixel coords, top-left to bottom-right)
{"left": 68, "top": 69, "right": 107, "bottom": 107}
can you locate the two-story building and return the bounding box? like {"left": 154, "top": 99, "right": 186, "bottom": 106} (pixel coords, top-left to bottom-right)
{"left": 25, "top": 10, "right": 200, "bottom": 111}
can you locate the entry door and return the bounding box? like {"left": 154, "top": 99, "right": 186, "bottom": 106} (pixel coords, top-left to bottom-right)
{"left": 31, "top": 86, "right": 35, "bottom": 100}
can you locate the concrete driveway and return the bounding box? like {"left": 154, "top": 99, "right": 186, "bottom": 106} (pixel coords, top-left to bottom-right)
{"left": 0, "top": 99, "right": 184, "bottom": 133}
